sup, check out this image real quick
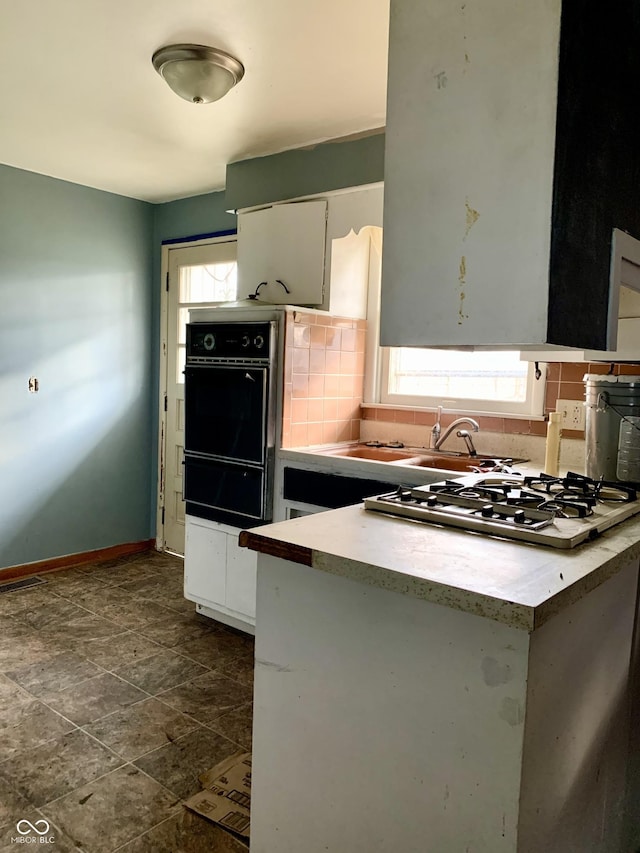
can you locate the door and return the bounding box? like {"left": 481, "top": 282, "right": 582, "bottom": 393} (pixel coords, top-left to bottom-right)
{"left": 184, "top": 365, "right": 269, "bottom": 464}
{"left": 162, "top": 239, "right": 238, "bottom": 554}
{"left": 184, "top": 517, "right": 227, "bottom": 606}
{"left": 183, "top": 456, "right": 267, "bottom": 526}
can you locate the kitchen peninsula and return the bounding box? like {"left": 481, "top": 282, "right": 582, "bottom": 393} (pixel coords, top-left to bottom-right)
{"left": 240, "top": 503, "right": 640, "bottom": 852}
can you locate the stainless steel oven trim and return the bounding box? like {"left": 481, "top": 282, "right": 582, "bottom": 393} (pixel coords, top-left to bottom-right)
{"left": 184, "top": 450, "right": 266, "bottom": 468}
{"left": 187, "top": 356, "right": 272, "bottom": 367}
{"left": 265, "top": 322, "right": 278, "bottom": 454}
{"left": 184, "top": 496, "right": 266, "bottom": 522}
{"left": 264, "top": 445, "right": 275, "bottom": 521}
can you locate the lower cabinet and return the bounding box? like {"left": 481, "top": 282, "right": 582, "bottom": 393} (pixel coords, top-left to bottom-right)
{"left": 226, "top": 533, "right": 258, "bottom": 618}
{"left": 282, "top": 467, "right": 397, "bottom": 509}
{"left": 184, "top": 515, "right": 257, "bottom": 634}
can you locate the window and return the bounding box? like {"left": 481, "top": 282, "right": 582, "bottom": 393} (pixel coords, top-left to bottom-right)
{"left": 379, "top": 348, "right": 545, "bottom": 416}
{"left": 176, "top": 259, "right": 238, "bottom": 383}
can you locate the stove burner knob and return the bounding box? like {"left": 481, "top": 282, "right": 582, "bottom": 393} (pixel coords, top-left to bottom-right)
{"left": 481, "top": 504, "right": 494, "bottom": 518}
{"left": 513, "top": 509, "right": 526, "bottom": 524}
{"left": 426, "top": 495, "right": 439, "bottom": 507}
{"left": 254, "top": 334, "right": 265, "bottom": 349}
{"left": 203, "top": 332, "right": 215, "bottom": 351}
{"left": 241, "top": 335, "right": 251, "bottom": 348}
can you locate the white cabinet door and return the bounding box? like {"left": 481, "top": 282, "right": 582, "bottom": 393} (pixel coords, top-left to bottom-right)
{"left": 184, "top": 518, "right": 227, "bottom": 605}
{"left": 236, "top": 207, "right": 273, "bottom": 299}
{"left": 238, "top": 200, "right": 327, "bottom": 305}
{"left": 226, "top": 532, "right": 258, "bottom": 619}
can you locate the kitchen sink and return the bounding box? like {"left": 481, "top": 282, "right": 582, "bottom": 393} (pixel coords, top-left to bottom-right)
{"left": 315, "top": 444, "right": 527, "bottom": 473}
{"left": 321, "top": 446, "right": 418, "bottom": 462}
{"left": 398, "top": 453, "right": 522, "bottom": 472}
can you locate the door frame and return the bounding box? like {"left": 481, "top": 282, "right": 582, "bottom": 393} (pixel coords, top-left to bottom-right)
{"left": 156, "top": 231, "right": 237, "bottom": 552}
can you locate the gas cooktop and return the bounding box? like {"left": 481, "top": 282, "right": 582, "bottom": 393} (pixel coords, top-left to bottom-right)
{"left": 364, "top": 472, "right": 640, "bottom": 548}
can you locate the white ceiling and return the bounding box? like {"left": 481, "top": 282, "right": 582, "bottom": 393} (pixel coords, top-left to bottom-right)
{"left": 0, "top": 0, "right": 390, "bottom": 203}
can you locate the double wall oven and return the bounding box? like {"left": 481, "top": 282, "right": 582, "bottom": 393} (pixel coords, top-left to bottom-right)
{"left": 184, "top": 319, "right": 278, "bottom": 528}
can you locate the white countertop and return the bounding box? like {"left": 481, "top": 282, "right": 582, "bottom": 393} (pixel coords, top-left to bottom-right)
{"left": 242, "top": 502, "right": 640, "bottom": 631}
{"left": 277, "top": 443, "right": 545, "bottom": 485}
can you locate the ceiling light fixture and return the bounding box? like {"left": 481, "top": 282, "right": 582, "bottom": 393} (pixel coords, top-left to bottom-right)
{"left": 152, "top": 43, "right": 244, "bottom": 105}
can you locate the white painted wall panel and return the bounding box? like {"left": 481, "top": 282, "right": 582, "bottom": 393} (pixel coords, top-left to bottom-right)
{"left": 251, "top": 555, "right": 530, "bottom": 852}
{"left": 518, "top": 559, "right": 639, "bottom": 852}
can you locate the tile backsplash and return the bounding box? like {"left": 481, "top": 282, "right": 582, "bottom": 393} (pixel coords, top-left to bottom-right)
{"left": 544, "top": 362, "right": 640, "bottom": 437}
{"left": 281, "top": 310, "right": 366, "bottom": 448}
{"left": 363, "top": 361, "right": 640, "bottom": 442}
{"left": 280, "top": 320, "right": 640, "bottom": 449}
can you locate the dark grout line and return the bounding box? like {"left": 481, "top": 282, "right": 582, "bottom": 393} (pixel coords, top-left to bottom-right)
{"left": 107, "top": 798, "right": 185, "bottom": 853}
{"left": 108, "top": 814, "right": 174, "bottom": 853}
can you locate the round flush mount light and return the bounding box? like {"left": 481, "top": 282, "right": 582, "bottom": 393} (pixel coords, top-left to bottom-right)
{"left": 152, "top": 43, "right": 245, "bottom": 105}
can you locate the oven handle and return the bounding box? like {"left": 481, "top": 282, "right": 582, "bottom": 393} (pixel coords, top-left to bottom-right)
{"left": 185, "top": 358, "right": 272, "bottom": 368}
{"left": 183, "top": 450, "right": 268, "bottom": 468}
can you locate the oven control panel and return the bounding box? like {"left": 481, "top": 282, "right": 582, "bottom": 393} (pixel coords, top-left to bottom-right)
{"left": 187, "top": 322, "right": 273, "bottom": 360}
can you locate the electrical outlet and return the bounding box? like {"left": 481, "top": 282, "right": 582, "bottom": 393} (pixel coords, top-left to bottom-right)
{"left": 556, "top": 399, "right": 586, "bottom": 431}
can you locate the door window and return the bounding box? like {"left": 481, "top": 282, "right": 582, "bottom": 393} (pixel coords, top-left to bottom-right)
{"left": 176, "top": 260, "right": 238, "bottom": 382}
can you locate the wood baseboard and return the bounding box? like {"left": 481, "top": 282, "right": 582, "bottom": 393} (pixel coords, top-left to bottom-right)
{"left": 0, "top": 539, "right": 157, "bottom": 584}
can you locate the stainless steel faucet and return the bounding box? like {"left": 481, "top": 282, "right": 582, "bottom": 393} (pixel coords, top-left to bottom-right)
{"left": 432, "top": 416, "right": 480, "bottom": 455}
{"left": 429, "top": 406, "right": 443, "bottom": 449}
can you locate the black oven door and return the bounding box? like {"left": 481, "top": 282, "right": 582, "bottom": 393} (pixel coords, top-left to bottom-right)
{"left": 184, "top": 455, "right": 269, "bottom": 527}
{"left": 184, "top": 365, "right": 269, "bottom": 465}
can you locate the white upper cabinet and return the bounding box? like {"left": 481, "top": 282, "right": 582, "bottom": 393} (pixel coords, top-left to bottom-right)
{"left": 381, "top": 0, "right": 640, "bottom": 351}
{"left": 237, "top": 200, "right": 328, "bottom": 305}
{"left": 237, "top": 187, "right": 384, "bottom": 318}
{"left": 323, "top": 185, "right": 384, "bottom": 319}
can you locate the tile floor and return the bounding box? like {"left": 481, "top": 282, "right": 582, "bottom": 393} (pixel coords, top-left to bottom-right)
{"left": 0, "top": 551, "right": 253, "bottom": 852}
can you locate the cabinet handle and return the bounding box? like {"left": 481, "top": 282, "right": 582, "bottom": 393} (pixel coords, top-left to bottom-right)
{"left": 247, "top": 281, "right": 268, "bottom": 300}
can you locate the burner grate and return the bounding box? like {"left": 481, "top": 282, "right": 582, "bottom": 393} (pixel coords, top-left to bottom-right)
{"left": 385, "top": 486, "right": 556, "bottom": 530}
{"left": 524, "top": 472, "right": 637, "bottom": 503}
{"left": 363, "top": 472, "right": 640, "bottom": 548}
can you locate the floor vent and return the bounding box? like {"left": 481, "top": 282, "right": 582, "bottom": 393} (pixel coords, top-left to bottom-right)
{"left": 0, "top": 576, "right": 46, "bottom": 595}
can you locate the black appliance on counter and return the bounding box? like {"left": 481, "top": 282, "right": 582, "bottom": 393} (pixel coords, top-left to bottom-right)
{"left": 184, "top": 320, "right": 278, "bottom": 527}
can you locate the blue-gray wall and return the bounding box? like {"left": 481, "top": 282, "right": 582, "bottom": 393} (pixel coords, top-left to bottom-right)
{"left": 152, "top": 192, "right": 237, "bottom": 245}
{"left": 225, "top": 131, "right": 385, "bottom": 211}
{"left": 0, "top": 164, "right": 154, "bottom": 569}
{"left": 0, "top": 132, "right": 383, "bottom": 570}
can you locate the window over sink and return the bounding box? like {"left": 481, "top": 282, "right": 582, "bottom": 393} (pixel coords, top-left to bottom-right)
{"left": 377, "top": 348, "right": 546, "bottom": 417}
{"left": 359, "top": 225, "right": 546, "bottom": 418}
